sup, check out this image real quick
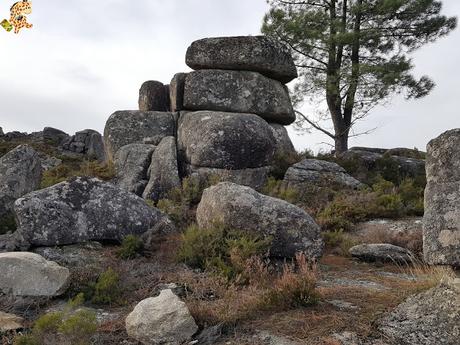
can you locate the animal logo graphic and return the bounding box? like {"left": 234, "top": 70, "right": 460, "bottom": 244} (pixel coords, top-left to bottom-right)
{"left": 1, "top": 0, "right": 33, "bottom": 34}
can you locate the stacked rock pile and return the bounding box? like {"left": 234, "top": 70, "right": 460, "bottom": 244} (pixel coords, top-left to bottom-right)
{"left": 105, "top": 35, "right": 298, "bottom": 200}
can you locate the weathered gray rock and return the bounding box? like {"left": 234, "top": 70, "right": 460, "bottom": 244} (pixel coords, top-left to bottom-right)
{"left": 186, "top": 165, "right": 270, "bottom": 191}
{"left": 284, "top": 159, "right": 363, "bottom": 189}
{"left": 178, "top": 111, "right": 276, "bottom": 170}
{"left": 424, "top": 182, "right": 460, "bottom": 266}
{"left": 0, "top": 252, "right": 70, "bottom": 297}
{"left": 13, "top": 177, "right": 173, "bottom": 247}
{"left": 0, "top": 127, "right": 4, "bottom": 137}
{"left": 61, "top": 129, "right": 106, "bottom": 161}
{"left": 377, "top": 283, "right": 460, "bottom": 345}
{"left": 43, "top": 127, "right": 69, "bottom": 145}
{"left": 138, "top": 80, "right": 170, "bottom": 112}
{"left": 143, "top": 137, "right": 180, "bottom": 202}
{"left": 183, "top": 70, "right": 295, "bottom": 125}
{"left": 269, "top": 123, "right": 296, "bottom": 157}
{"left": 197, "top": 182, "right": 323, "bottom": 259}
{"left": 186, "top": 36, "right": 298, "bottom": 84}
{"left": 170, "top": 73, "right": 187, "bottom": 112}
{"left": 114, "top": 144, "right": 156, "bottom": 196}
{"left": 424, "top": 129, "right": 460, "bottom": 266}
{"left": 426, "top": 129, "right": 460, "bottom": 184}
{"left": 349, "top": 244, "right": 415, "bottom": 263}
{"left": 104, "top": 111, "right": 176, "bottom": 160}
{"left": 0, "top": 311, "right": 24, "bottom": 332}
{"left": 125, "top": 289, "right": 198, "bottom": 345}
{"left": 40, "top": 155, "right": 62, "bottom": 171}
{"left": 0, "top": 145, "right": 42, "bottom": 218}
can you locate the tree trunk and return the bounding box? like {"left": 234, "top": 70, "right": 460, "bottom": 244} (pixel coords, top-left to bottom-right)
{"left": 334, "top": 133, "right": 349, "bottom": 154}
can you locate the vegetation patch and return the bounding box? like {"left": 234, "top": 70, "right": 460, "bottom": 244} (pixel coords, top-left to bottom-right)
{"left": 0, "top": 212, "right": 17, "bottom": 235}
{"left": 116, "top": 235, "right": 144, "bottom": 260}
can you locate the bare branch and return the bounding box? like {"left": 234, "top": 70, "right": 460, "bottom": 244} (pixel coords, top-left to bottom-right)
{"left": 295, "top": 110, "right": 336, "bottom": 139}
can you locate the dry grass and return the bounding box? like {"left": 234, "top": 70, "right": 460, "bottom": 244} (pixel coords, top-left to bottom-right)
{"left": 358, "top": 226, "right": 423, "bottom": 254}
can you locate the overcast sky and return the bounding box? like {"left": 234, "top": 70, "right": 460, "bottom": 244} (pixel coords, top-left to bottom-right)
{"left": 0, "top": 0, "right": 459, "bottom": 152}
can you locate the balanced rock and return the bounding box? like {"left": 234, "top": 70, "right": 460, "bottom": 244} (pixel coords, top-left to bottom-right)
{"left": 197, "top": 182, "right": 323, "bottom": 259}
{"left": 269, "top": 123, "right": 296, "bottom": 157}
{"left": 138, "top": 80, "right": 170, "bottom": 112}
{"left": 0, "top": 145, "right": 42, "bottom": 218}
{"left": 0, "top": 252, "right": 70, "bottom": 297}
{"left": 186, "top": 165, "right": 270, "bottom": 191}
{"left": 170, "top": 73, "right": 187, "bottom": 112}
{"left": 183, "top": 70, "right": 295, "bottom": 125}
{"left": 143, "top": 136, "right": 181, "bottom": 202}
{"left": 126, "top": 289, "right": 198, "bottom": 345}
{"left": 377, "top": 283, "right": 460, "bottom": 345}
{"left": 104, "top": 111, "right": 176, "bottom": 160}
{"left": 186, "top": 36, "right": 297, "bottom": 84}
{"left": 424, "top": 129, "right": 460, "bottom": 266}
{"left": 178, "top": 111, "right": 276, "bottom": 170}
{"left": 14, "top": 177, "right": 172, "bottom": 247}
{"left": 349, "top": 244, "right": 415, "bottom": 263}
{"left": 114, "top": 144, "right": 156, "bottom": 196}
{"left": 284, "top": 159, "right": 363, "bottom": 189}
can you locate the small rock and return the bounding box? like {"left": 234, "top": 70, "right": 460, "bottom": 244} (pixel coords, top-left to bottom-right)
{"left": 43, "top": 127, "right": 69, "bottom": 146}
{"left": 349, "top": 244, "right": 415, "bottom": 263}
{"left": 126, "top": 289, "right": 198, "bottom": 345}
{"left": 0, "top": 252, "right": 70, "bottom": 297}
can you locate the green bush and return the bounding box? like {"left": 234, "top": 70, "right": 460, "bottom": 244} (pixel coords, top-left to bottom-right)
{"left": 117, "top": 235, "right": 144, "bottom": 259}
{"left": 90, "top": 268, "right": 120, "bottom": 305}
{"left": 269, "top": 151, "right": 302, "bottom": 180}
{"left": 177, "top": 224, "right": 271, "bottom": 282}
{"left": 323, "top": 230, "right": 357, "bottom": 256}
{"left": 14, "top": 297, "right": 97, "bottom": 345}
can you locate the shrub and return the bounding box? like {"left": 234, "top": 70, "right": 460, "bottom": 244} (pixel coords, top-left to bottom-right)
{"left": 0, "top": 212, "right": 16, "bottom": 235}
{"left": 41, "top": 160, "right": 115, "bottom": 188}
{"left": 177, "top": 224, "right": 271, "bottom": 282}
{"left": 322, "top": 230, "right": 357, "bottom": 256}
{"left": 14, "top": 297, "right": 97, "bottom": 345}
{"left": 90, "top": 268, "right": 120, "bottom": 305}
{"left": 262, "top": 177, "right": 300, "bottom": 204}
{"left": 117, "top": 235, "right": 144, "bottom": 259}
{"left": 260, "top": 253, "right": 319, "bottom": 309}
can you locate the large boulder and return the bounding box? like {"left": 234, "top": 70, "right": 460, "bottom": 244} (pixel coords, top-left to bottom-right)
{"left": 178, "top": 111, "right": 276, "bottom": 170}
{"left": 114, "top": 144, "right": 156, "bottom": 196}
{"left": 183, "top": 70, "right": 295, "bottom": 125}
{"left": 0, "top": 145, "right": 42, "bottom": 218}
{"left": 197, "top": 182, "right": 323, "bottom": 259}
{"left": 170, "top": 73, "right": 187, "bottom": 112}
{"left": 0, "top": 252, "right": 70, "bottom": 297}
{"left": 349, "top": 244, "right": 415, "bottom": 263}
{"left": 13, "top": 177, "right": 172, "bottom": 248}
{"left": 424, "top": 129, "right": 460, "bottom": 266}
{"left": 269, "top": 123, "right": 296, "bottom": 157}
{"left": 126, "top": 289, "right": 198, "bottom": 345}
{"left": 377, "top": 283, "right": 460, "bottom": 345}
{"left": 143, "top": 137, "right": 181, "bottom": 202}
{"left": 42, "top": 127, "right": 69, "bottom": 146}
{"left": 138, "top": 80, "right": 170, "bottom": 112}
{"left": 185, "top": 165, "right": 270, "bottom": 191}
{"left": 284, "top": 159, "right": 363, "bottom": 189}
{"left": 104, "top": 111, "right": 176, "bottom": 160}
{"left": 185, "top": 36, "right": 298, "bottom": 84}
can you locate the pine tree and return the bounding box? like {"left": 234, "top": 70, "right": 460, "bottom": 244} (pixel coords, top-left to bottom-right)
{"left": 262, "top": 0, "right": 457, "bottom": 153}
